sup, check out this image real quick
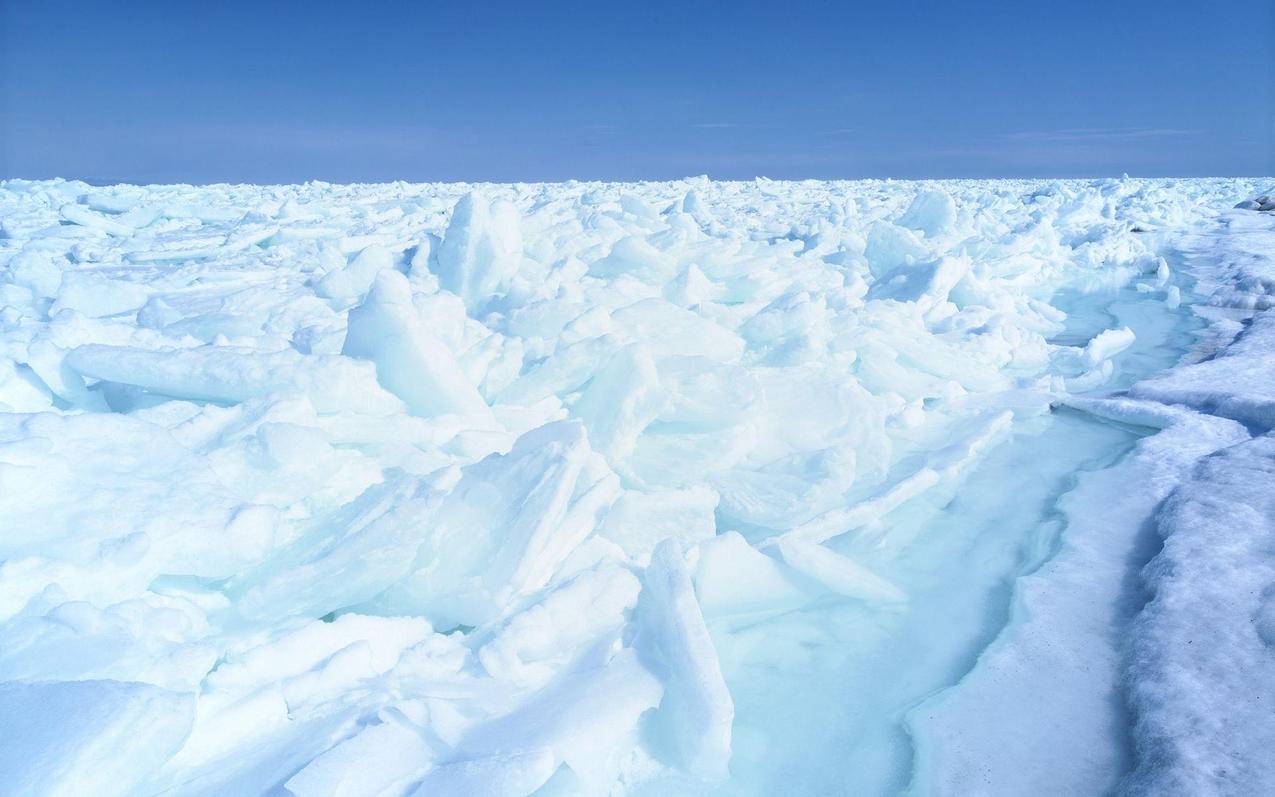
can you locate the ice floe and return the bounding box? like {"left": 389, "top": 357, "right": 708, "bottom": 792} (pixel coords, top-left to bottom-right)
{"left": 0, "top": 175, "right": 1273, "bottom": 795}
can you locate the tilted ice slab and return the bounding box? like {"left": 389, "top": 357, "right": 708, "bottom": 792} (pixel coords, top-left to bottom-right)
{"left": 0, "top": 175, "right": 1272, "bottom": 796}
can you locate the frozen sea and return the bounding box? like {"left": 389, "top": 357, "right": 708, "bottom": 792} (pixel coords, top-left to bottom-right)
{"left": 1, "top": 176, "right": 1273, "bottom": 796}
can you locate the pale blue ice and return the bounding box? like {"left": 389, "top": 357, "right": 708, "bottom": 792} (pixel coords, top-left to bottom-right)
{"left": 0, "top": 177, "right": 1273, "bottom": 796}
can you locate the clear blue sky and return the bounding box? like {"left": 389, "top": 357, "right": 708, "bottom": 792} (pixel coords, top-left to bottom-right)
{"left": 2, "top": 0, "right": 1271, "bottom": 183}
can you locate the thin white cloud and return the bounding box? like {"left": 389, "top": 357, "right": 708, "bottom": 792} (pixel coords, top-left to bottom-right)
{"left": 995, "top": 127, "right": 1201, "bottom": 143}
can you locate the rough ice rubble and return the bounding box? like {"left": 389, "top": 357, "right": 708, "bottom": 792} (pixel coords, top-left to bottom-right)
{"left": 0, "top": 175, "right": 1271, "bottom": 796}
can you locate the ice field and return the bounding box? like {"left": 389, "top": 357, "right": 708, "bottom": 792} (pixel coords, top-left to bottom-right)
{"left": 1, "top": 176, "right": 1274, "bottom": 796}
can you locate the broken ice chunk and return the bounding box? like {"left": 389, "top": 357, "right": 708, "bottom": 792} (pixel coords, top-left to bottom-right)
{"left": 572, "top": 343, "right": 665, "bottom": 463}
{"left": 66, "top": 343, "right": 406, "bottom": 415}
{"left": 478, "top": 564, "right": 641, "bottom": 686}
{"left": 204, "top": 614, "right": 434, "bottom": 695}
{"left": 1083, "top": 326, "right": 1135, "bottom": 368}
{"left": 640, "top": 539, "right": 734, "bottom": 780}
{"left": 59, "top": 203, "right": 134, "bottom": 236}
{"left": 343, "top": 269, "right": 495, "bottom": 425}
{"left": 866, "top": 254, "right": 970, "bottom": 309}
{"left": 434, "top": 192, "right": 523, "bottom": 311}
{"left": 589, "top": 234, "right": 679, "bottom": 285}
{"left": 655, "top": 355, "right": 760, "bottom": 431}
{"left": 600, "top": 485, "right": 719, "bottom": 562}
{"left": 0, "top": 679, "right": 195, "bottom": 797}
{"left": 284, "top": 719, "right": 436, "bottom": 797}
{"left": 386, "top": 420, "right": 620, "bottom": 628}
{"left": 611, "top": 298, "right": 745, "bottom": 361}
{"left": 711, "top": 446, "right": 857, "bottom": 530}
{"left": 694, "top": 532, "right": 808, "bottom": 617}
{"left": 897, "top": 188, "right": 957, "bottom": 238}
{"left": 864, "top": 220, "right": 930, "bottom": 278}
{"left": 447, "top": 649, "right": 663, "bottom": 791}
{"left": 410, "top": 749, "right": 557, "bottom": 797}
{"left": 774, "top": 538, "right": 906, "bottom": 606}
{"left": 51, "top": 271, "right": 150, "bottom": 318}
{"left": 315, "top": 244, "right": 394, "bottom": 306}
{"left": 231, "top": 473, "right": 450, "bottom": 623}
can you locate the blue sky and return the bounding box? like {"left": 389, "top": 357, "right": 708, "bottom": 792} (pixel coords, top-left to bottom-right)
{"left": 2, "top": 1, "right": 1271, "bottom": 183}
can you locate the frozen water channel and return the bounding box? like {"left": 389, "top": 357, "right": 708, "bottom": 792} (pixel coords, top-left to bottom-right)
{"left": 1, "top": 178, "right": 1272, "bottom": 796}
{"left": 665, "top": 266, "right": 1204, "bottom": 797}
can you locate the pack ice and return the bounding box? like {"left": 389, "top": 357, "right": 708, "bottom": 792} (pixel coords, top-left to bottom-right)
{"left": 1, "top": 176, "right": 1274, "bottom": 796}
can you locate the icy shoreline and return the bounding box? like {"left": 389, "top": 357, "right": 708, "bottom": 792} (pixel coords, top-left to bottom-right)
{"left": 1118, "top": 210, "right": 1275, "bottom": 796}
{"left": 911, "top": 205, "right": 1275, "bottom": 796}
{"left": 0, "top": 177, "right": 1271, "bottom": 796}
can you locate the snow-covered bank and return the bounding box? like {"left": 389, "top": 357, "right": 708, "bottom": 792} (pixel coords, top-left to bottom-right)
{"left": 909, "top": 400, "right": 1248, "bottom": 795}
{"left": 0, "top": 176, "right": 1270, "bottom": 795}
{"left": 910, "top": 200, "right": 1275, "bottom": 797}
{"left": 1122, "top": 208, "right": 1275, "bottom": 797}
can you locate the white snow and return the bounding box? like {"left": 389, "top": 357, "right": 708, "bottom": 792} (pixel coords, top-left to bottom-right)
{"left": 1, "top": 175, "right": 1273, "bottom": 795}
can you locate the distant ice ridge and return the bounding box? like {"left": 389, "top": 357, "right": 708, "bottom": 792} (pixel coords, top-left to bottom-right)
{"left": 0, "top": 175, "right": 1270, "bottom": 796}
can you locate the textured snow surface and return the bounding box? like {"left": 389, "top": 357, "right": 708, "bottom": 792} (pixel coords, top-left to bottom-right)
{"left": 1, "top": 176, "right": 1273, "bottom": 796}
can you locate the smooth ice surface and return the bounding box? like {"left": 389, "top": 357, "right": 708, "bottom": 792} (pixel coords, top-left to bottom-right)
{"left": 2, "top": 176, "right": 1274, "bottom": 796}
